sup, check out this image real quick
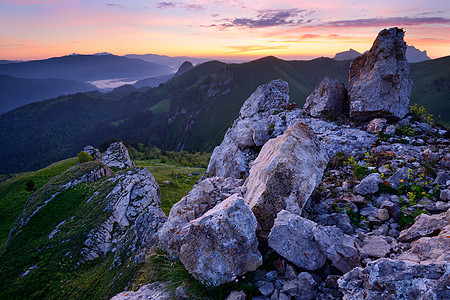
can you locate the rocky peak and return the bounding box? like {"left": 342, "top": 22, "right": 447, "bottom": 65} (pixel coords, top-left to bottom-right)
{"left": 174, "top": 61, "right": 194, "bottom": 77}
{"left": 348, "top": 27, "right": 413, "bottom": 120}
{"left": 100, "top": 141, "right": 135, "bottom": 169}
{"left": 333, "top": 48, "right": 362, "bottom": 61}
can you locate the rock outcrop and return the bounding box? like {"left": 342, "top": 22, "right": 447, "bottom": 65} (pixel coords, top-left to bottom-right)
{"left": 398, "top": 209, "right": 449, "bottom": 242}
{"left": 158, "top": 176, "right": 243, "bottom": 252}
{"left": 110, "top": 282, "right": 171, "bottom": 300}
{"left": 269, "top": 210, "right": 360, "bottom": 273}
{"left": 83, "top": 145, "right": 101, "bottom": 160}
{"left": 303, "top": 77, "right": 347, "bottom": 118}
{"left": 245, "top": 121, "right": 328, "bottom": 236}
{"left": 101, "top": 142, "right": 135, "bottom": 169}
{"left": 207, "top": 79, "right": 300, "bottom": 179}
{"left": 348, "top": 27, "right": 413, "bottom": 120}
{"left": 338, "top": 259, "right": 450, "bottom": 300}
{"left": 178, "top": 194, "right": 262, "bottom": 286}
{"left": 82, "top": 168, "right": 166, "bottom": 260}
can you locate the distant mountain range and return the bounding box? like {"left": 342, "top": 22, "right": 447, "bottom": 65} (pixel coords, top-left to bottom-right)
{"left": 1, "top": 55, "right": 448, "bottom": 174}
{"left": 333, "top": 46, "right": 431, "bottom": 63}
{"left": 0, "top": 75, "right": 97, "bottom": 114}
{"left": 0, "top": 54, "right": 173, "bottom": 82}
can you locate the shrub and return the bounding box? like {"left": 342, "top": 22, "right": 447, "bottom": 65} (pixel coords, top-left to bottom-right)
{"left": 25, "top": 179, "right": 36, "bottom": 191}
{"left": 77, "top": 151, "right": 93, "bottom": 163}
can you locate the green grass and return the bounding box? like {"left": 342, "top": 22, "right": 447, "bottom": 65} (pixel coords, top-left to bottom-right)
{"left": 0, "top": 158, "right": 78, "bottom": 249}
{"left": 135, "top": 159, "right": 205, "bottom": 215}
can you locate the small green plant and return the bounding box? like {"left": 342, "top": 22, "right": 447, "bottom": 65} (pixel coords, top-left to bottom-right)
{"left": 345, "top": 204, "right": 361, "bottom": 226}
{"left": 268, "top": 123, "right": 275, "bottom": 134}
{"left": 344, "top": 156, "right": 374, "bottom": 180}
{"left": 77, "top": 151, "right": 93, "bottom": 163}
{"left": 395, "top": 125, "right": 416, "bottom": 137}
{"left": 377, "top": 131, "right": 390, "bottom": 141}
{"left": 273, "top": 109, "right": 280, "bottom": 115}
{"left": 328, "top": 152, "right": 348, "bottom": 170}
{"left": 409, "top": 104, "right": 434, "bottom": 125}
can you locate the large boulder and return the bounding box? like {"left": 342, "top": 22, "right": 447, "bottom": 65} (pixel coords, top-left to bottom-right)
{"left": 268, "top": 210, "right": 360, "bottom": 273}
{"left": 303, "top": 77, "right": 347, "bottom": 118}
{"left": 81, "top": 168, "right": 165, "bottom": 260}
{"left": 178, "top": 194, "right": 262, "bottom": 286}
{"left": 398, "top": 209, "right": 449, "bottom": 242}
{"left": 245, "top": 121, "right": 328, "bottom": 236}
{"left": 207, "top": 79, "right": 301, "bottom": 179}
{"left": 398, "top": 225, "right": 450, "bottom": 265}
{"left": 268, "top": 210, "right": 326, "bottom": 271}
{"left": 338, "top": 258, "right": 450, "bottom": 299}
{"left": 157, "top": 176, "right": 243, "bottom": 252}
{"left": 101, "top": 142, "right": 135, "bottom": 169}
{"left": 348, "top": 27, "right": 413, "bottom": 120}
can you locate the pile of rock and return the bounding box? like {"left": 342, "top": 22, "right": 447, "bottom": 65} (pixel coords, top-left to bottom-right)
{"left": 111, "top": 27, "right": 449, "bottom": 300}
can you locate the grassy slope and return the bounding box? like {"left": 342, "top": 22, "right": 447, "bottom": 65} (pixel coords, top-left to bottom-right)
{"left": 0, "top": 154, "right": 203, "bottom": 298}
{"left": 409, "top": 55, "right": 450, "bottom": 123}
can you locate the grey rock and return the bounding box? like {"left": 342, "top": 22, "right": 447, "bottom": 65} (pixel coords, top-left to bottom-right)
{"left": 315, "top": 213, "right": 354, "bottom": 235}
{"left": 207, "top": 79, "right": 297, "bottom": 179}
{"left": 417, "top": 122, "right": 434, "bottom": 133}
{"left": 354, "top": 173, "right": 382, "bottom": 195}
{"left": 269, "top": 210, "right": 360, "bottom": 273}
{"left": 245, "top": 121, "right": 328, "bottom": 236}
{"left": 312, "top": 224, "right": 361, "bottom": 273}
{"left": 384, "top": 124, "right": 396, "bottom": 136}
{"left": 303, "top": 77, "right": 347, "bottom": 118}
{"left": 375, "top": 208, "right": 390, "bottom": 221}
{"left": 398, "top": 225, "right": 450, "bottom": 265}
{"left": 338, "top": 258, "right": 450, "bottom": 300}
{"left": 226, "top": 290, "right": 246, "bottom": 300}
{"left": 179, "top": 194, "right": 262, "bottom": 286}
{"left": 299, "top": 117, "right": 377, "bottom": 158}
{"left": 269, "top": 210, "right": 326, "bottom": 271}
{"left": 101, "top": 142, "right": 135, "bottom": 169}
{"left": 82, "top": 168, "right": 165, "bottom": 261}
{"left": 158, "top": 176, "right": 243, "bottom": 252}
{"left": 348, "top": 28, "right": 413, "bottom": 120}
{"left": 281, "top": 272, "right": 316, "bottom": 300}
{"left": 110, "top": 282, "right": 171, "bottom": 300}
{"left": 83, "top": 145, "right": 101, "bottom": 160}
{"left": 367, "top": 118, "right": 387, "bottom": 133}
{"left": 434, "top": 171, "right": 449, "bottom": 186}
{"left": 441, "top": 189, "right": 450, "bottom": 201}
{"left": 360, "top": 235, "right": 391, "bottom": 258}
{"left": 385, "top": 167, "right": 410, "bottom": 189}
{"left": 398, "top": 209, "right": 449, "bottom": 242}
{"left": 259, "top": 282, "right": 274, "bottom": 296}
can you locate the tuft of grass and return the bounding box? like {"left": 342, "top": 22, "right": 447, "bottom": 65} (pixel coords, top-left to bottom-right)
{"left": 135, "top": 159, "right": 205, "bottom": 215}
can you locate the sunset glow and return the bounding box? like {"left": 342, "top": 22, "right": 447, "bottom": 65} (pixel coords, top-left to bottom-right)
{"left": 0, "top": 0, "right": 449, "bottom": 60}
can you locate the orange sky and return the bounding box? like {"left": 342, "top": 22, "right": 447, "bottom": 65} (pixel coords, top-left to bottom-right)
{"left": 0, "top": 0, "right": 449, "bottom": 60}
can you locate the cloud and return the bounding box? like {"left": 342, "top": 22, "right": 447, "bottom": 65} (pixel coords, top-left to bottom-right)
{"left": 226, "top": 44, "right": 289, "bottom": 53}
{"left": 212, "top": 9, "right": 315, "bottom": 29}
{"left": 321, "top": 17, "right": 450, "bottom": 27}
{"left": 105, "top": 3, "right": 127, "bottom": 9}
{"left": 0, "top": 0, "right": 56, "bottom": 4}
{"left": 156, "top": 1, "right": 204, "bottom": 11}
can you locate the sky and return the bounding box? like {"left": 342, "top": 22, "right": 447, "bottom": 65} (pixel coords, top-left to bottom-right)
{"left": 0, "top": 0, "right": 449, "bottom": 61}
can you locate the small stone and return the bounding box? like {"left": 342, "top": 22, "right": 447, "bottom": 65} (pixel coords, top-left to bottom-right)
{"left": 259, "top": 282, "right": 274, "bottom": 297}
{"left": 361, "top": 236, "right": 391, "bottom": 258}
{"left": 384, "top": 125, "right": 396, "bottom": 136}
{"left": 225, "top": 291, "right": 246, "bottom": 300}
{"left": 367, "top": 118, "right": 387, "bottom": 133}
{"left": 375, "top": 208, "right": 390, "bottom": 221}
{"left": 354, "top": 173, "right": 382, "bottom": 195}
{"left": 440, "top": 189, "right": 450, "bottom": 201}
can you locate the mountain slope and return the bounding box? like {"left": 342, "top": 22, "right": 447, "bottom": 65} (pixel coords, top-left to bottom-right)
{"left": 409, "top": 55, "right": 450, "bottom": 121}
{"left": 0, "top": 74, "right": 97, "bottom": 114}
{"left": 0, "top": 56, "right": 448, "bottom": 174}
{"left": 0, "top": 54, "right": 172, "bottom": 82}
